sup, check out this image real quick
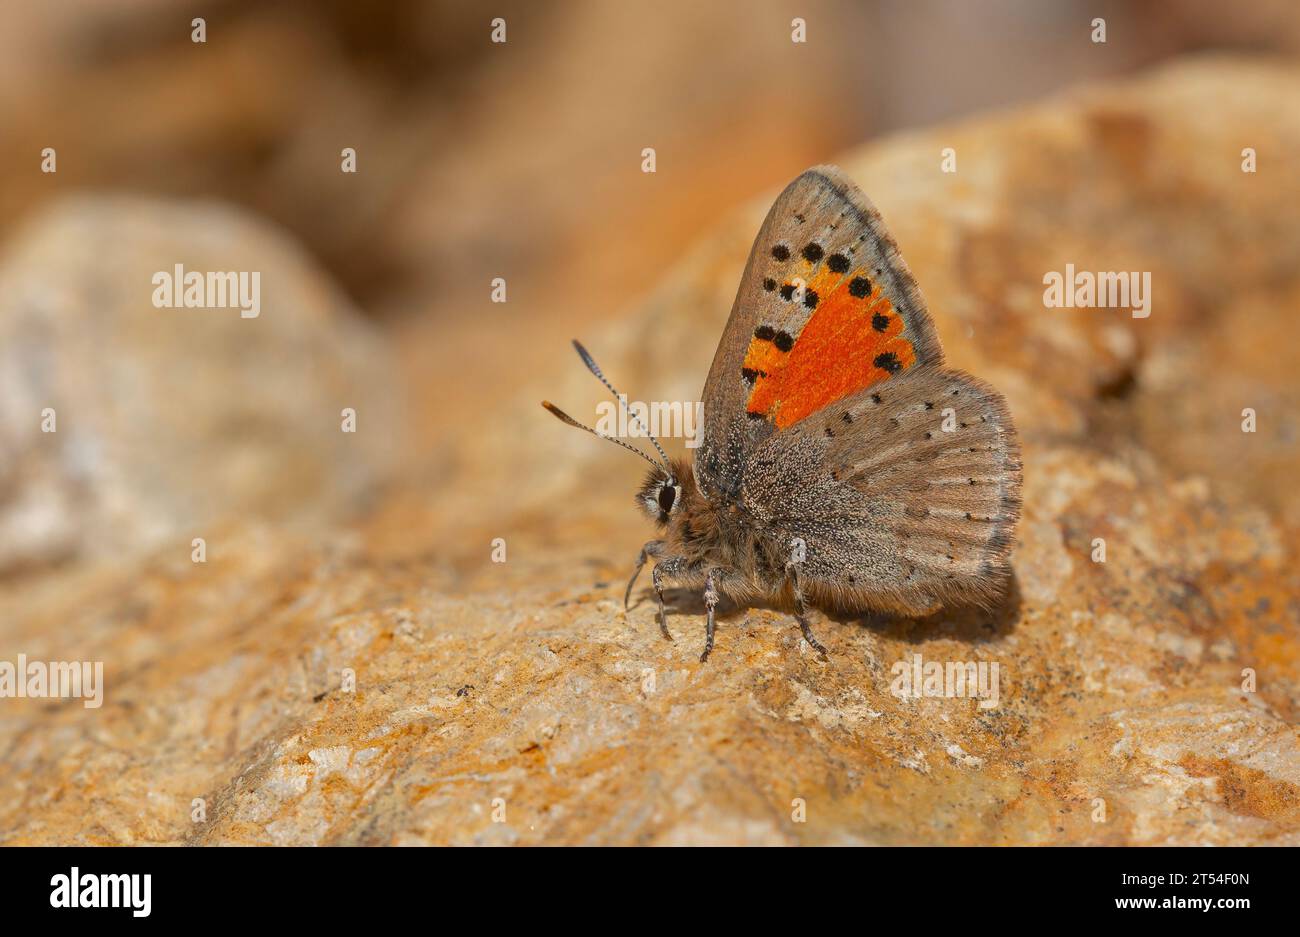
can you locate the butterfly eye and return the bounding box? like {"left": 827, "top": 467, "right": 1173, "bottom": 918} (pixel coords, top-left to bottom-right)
{"left": 658, "top": 484, "right": 676, "bottom": 514}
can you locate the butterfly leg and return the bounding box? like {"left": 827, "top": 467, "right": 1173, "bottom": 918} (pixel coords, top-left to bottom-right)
{"left": 785, "top": 552, "right": 829, "bottom": 659}
{"left": 700, "top": 568, "right": 722, "bottom": 663}
{"left": 624, "top": 540, "right": 665, "bottom": 610}
{"left": 796, "top": 609, "right": 829, "bottom": 659}
{"left": 650, "top": 563, "right": 674, "bottom": 642}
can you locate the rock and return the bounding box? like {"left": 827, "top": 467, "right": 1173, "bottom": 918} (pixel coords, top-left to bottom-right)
{"left": 1, "top": 57, "right": 1298, "bottom": 845}
{"left": 0, "top": 196, "right": 398, "bottom": 573}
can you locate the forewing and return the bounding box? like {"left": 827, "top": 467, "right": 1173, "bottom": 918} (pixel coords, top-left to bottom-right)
{"left": 697, "top": 165, "right": 942, "bottom": 502}
{"left": 740, "top": 366, "right": 1021, "bottom": 614}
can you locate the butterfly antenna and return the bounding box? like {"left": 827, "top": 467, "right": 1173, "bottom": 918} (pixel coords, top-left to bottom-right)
{"left": 570, "top": 340, "right": 672, "bottom": 469}
{"left": 540, "top": 401, "right": 665, "bottom": 471}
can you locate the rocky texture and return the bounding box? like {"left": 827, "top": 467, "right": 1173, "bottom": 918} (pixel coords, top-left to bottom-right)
{"left": 2, "top": 57, "right": 1299, "bottom": 845}
{"left": 0, "top": 196, "right": 398, "bottom": 574}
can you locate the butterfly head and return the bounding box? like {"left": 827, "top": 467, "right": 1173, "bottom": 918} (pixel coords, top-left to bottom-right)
{"left": 635, "top": 461, "right": 692, "bottom": 526}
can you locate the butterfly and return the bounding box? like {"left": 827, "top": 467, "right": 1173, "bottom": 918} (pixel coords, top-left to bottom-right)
{"left": 544, "top": 165, "right": 1021, "bottom": 661}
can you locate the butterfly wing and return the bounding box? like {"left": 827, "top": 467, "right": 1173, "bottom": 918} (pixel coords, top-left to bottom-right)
{"left": 696, "top": 165, "right": 1019, "bottom": 612}
{"left": 696, "top": 164, "right": 943, "bottom": 501}
{"left": 741, "top": 366, "right": 1022, "bottom": 615}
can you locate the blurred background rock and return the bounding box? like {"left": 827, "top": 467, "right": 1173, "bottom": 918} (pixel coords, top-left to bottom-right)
{"left": 3, "top": 0, "right": 1300, "bottom": 459}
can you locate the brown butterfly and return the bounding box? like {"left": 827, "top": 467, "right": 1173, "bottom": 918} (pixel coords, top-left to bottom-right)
{"left": 544, "top": 165, "right": 1021, "bottom": 661}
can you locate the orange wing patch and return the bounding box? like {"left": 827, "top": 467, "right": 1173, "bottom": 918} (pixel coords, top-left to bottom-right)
{"left": 743, "top": 267, "right": 916, "bottom": 429}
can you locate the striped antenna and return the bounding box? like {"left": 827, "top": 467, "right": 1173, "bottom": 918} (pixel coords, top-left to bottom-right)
{"left": 541, "top": 401, "right": 665, "bottom": 471}
{"left": 570, "top": 340, "right": 671, "bottom": 469}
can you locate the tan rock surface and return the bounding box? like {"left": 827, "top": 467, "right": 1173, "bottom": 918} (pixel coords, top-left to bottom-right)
{"left": 2, "top": 57, "right": 1298, "bottom": 845}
